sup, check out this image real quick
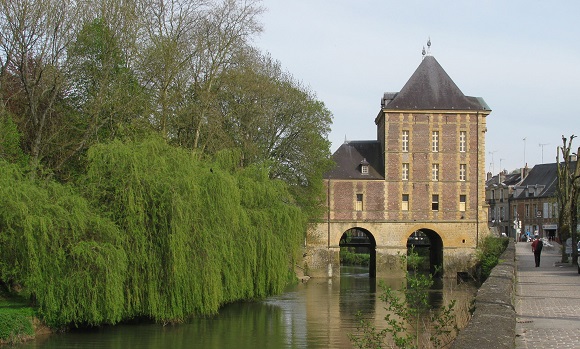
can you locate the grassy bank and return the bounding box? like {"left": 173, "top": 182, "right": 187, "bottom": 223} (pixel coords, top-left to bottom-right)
{"left": 0, "top": 288, "right": 35, "bottom": 345}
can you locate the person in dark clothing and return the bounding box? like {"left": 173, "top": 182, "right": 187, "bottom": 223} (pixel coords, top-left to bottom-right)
{"left": 531, "top": 234, "right": 543, "bottom": 267}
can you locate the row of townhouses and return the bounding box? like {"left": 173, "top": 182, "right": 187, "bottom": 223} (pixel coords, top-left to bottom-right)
{"left": 486, "top": 160, "right": 577, "bottom": 242}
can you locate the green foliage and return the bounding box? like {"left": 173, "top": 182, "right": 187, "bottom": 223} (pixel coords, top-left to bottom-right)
{"left": 0, "top": 113, "right": 28, "bottom": 166}
{"left": 83, "top": 137, "right": 305, "bottom": 322}
{"left": 0, "top": 137, "right": 307, "bottom": 328}
{"left": 0, "top": 160, "right": 127, "bottom": 328}
{"left": 476, "top": 236, "right": 509, "bottom": 281}
{"left": 340, "top": 248, "right": 370, "bottom": 266}
{"left": 350, "top": 250, "right": 459, "bottom": 349}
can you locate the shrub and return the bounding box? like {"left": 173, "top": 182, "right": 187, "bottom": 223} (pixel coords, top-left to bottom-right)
{"left": 477, "top": 236, "right": 509, "bottom": 281}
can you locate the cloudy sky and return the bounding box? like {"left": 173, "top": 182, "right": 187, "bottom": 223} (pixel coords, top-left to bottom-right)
{"left": 252, "top": 1, "right": 580, "bottom": 173}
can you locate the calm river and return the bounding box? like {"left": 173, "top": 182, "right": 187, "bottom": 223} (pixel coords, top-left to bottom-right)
{"left": 13, "top": 267, "right": 476, "bottom": 349}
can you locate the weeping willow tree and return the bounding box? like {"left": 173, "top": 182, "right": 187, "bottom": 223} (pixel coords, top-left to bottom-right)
{"left": 1, "top": 136, "right": 305, "bottom": 328}
{"left": 83, "top": 137, "right": 305, "bottom": 322}
{"left": 0, "top": 160, "right": 127, "bottom": 328}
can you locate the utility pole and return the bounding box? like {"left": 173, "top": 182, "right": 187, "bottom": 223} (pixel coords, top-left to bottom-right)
{"left": 539, "top": 143, "right": 549, "bottom": 163}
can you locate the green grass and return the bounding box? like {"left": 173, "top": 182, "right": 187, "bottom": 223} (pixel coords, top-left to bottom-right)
{"left": 0, "top": 288, "right": 35, "bottom": 345}
{"left": 340, "top": 248, "right": 370, "bottom": 266}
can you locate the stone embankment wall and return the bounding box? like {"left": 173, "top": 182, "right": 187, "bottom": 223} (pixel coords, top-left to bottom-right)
{"left": 451, "top": 240, "right": 516, "bottom": 349}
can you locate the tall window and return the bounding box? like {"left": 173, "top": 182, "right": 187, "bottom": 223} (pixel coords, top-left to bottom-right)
{"left": 432, "top": 131, "right": 439, "bottom": 152}
{"left": 402, "top": 194, "right": 409, "bottom": 211}
{"left": 432, "top": 163, "right": 439, "bottom": 181}
{"left": 432, "top": 194, "right": 439, "bottom": 211}
{"left": 500, "top": 206, "right": 505, "bottom": 221}
{"left": 402, "top": 163, "right": 409, "bottom": 180}
{"left": 459, "top": 164, "right": 466, "bottom": 181}
{"left": 525, "top": 204, "right": 530, "bottom": 218}
{"left": 356, "top": 194, "right": 363, "bottom": 211}
{"left": 402, "top": 130, "right": 409, "bottom": 152}
{"left": 459, "top": 195, "right": 466, "bottom": 211}
{"left": 500, "top": 188, "right": 504, "bottom": 201}
{"left": 459, "top": 131, "right": 466, "bottom": 152}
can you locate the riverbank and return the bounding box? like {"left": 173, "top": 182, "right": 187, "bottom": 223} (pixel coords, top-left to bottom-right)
{"left": 0, "top": 289, "right": 39, "bottom": 346}
{"left": 451, "top": 240, "right": 517, "bottom": 349}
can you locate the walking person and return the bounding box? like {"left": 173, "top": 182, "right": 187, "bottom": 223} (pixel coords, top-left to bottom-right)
{"left": 531, "top": 234, "right": 543, "bottom": 267}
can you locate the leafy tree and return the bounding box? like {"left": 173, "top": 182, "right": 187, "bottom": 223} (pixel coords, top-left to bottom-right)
{"left": 0, "top": 159, "right": 127, "bottom": 328}
{"left": 215, "top": 50, "right": 334, "bottom": 218}
{"left": 82, "top": 137, "right": 305, "bottom": 322}
{"left": 0, "top": 0, "right": 80, "bottom": 166}
{"left": 58, "top": 16, "right": 150, "bottom": 177}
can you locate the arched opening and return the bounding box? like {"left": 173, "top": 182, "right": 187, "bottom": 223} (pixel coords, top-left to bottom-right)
{"left": 406, "top": 229, "right": 443, "bottom": 277}
{"left": 339, "top": 228, "right": 377, "bottom": 278}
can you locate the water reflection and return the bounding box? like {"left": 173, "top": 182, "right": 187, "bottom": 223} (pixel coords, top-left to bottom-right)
{"left": 14, "top": 267, "right": 476, "bottom": 349}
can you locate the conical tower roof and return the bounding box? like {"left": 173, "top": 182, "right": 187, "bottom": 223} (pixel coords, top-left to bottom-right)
{"left": 383, "top": 56, "right": 489, "bottom": 111}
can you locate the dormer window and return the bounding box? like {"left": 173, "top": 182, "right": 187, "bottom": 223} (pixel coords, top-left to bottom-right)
{"left": 360, "top": 158, "right": 369, "bottom": 175}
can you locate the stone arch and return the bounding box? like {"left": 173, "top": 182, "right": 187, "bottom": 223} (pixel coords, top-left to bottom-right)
{"left": 339, "top": 227, "right": 377, "bottom": 278}
{"left": 406, "top": 228, "right": 444, "bottom": 277}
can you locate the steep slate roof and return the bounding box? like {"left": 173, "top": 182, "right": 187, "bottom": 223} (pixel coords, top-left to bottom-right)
{"left": 382, "top": 56, "right": 490, "bottom": 111}
{"left": 326, "top": 141, "right": 384, "bottom": 179}
{"left": 327, "top": 54, "right": 489, "bottom": 181}
{"left": 512, "top": 162, "right": 577, "bottom": 199}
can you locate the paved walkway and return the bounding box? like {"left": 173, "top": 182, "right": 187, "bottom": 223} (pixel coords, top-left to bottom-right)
{"left": 515, "top": 240, "right": 580, "bottom": 348}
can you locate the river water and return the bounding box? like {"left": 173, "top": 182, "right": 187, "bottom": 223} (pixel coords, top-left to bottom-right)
{"left": 14, "top": 267, "right": 476, "bottom": 349}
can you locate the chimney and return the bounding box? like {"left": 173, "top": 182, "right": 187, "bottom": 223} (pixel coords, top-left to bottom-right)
{"left": 487, "top": 172, "right": 492, "bottom": 181}
{"left": 521, "top": 164, "right": 529, "bottom": 180}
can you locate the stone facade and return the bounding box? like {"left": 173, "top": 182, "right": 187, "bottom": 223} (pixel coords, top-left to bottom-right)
{"left": 307, "top": 55, "right": 492, "bottom": 278}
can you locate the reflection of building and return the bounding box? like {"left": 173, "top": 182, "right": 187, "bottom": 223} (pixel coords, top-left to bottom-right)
{"left": 307, "top": 52, "right": 491, "bottom": 278}
{"left": 485, "top": 168, "right": 527, "bottom": 238}
{"left": 510, "top": 162, "right": 576, "bottom": 241}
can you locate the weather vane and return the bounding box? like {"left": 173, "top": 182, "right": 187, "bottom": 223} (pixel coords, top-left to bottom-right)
{"left": 422, "top": 37, "right": 432, "bottom": 59}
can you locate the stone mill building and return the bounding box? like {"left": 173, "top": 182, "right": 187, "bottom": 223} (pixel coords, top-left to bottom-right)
{"left": 306, "top": 53, "right": 492, "bottom": 278}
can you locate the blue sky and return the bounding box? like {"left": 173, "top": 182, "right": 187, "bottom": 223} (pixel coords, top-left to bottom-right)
{"left": 252, "top": 1, "right": 580, "bottom": 173}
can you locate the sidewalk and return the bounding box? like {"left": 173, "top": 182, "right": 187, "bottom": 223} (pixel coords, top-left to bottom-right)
{"left": 515, "top": 240, "right": 580, "bottom": 348}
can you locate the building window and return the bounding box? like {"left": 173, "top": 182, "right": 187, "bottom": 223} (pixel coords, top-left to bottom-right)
{"left": 459, "top": 164, "right": 466, "bottom": 181}
{"left": 360, "top": 158, "right": 369, "bottom": 175}
{"left": 525, "top": 204, "right": 530, "bottom": 218}
{"left": 432, "top": 163, "right": 439, "bottom": 181}
{"left": 432, "top": 131, "right": 439, "bottom": 152}
{"left": 500, "top": 206, "right": 505, "bottom": 221}
{"left": 402, "top": 194, "right": 409, "bottom": 211}
{"left": 402, "top": 163, "right": 409, "bottom": 181}
{"left": 432, "top": 194, "right": 439, "bottom": 211}
{"left": 356, "top": 194, "right": 363, "bottom": 211}
{"left": 402, "top": 130, "right": 409, "bottom": 152}
{"left": 459, "top": 131, "right": 466, "bottom": 152}
{"left": 500, "top": 188, "right": 504, "bottom": 201}
{"left": 459, "top": 195, "right": 466, "bottom": 212}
